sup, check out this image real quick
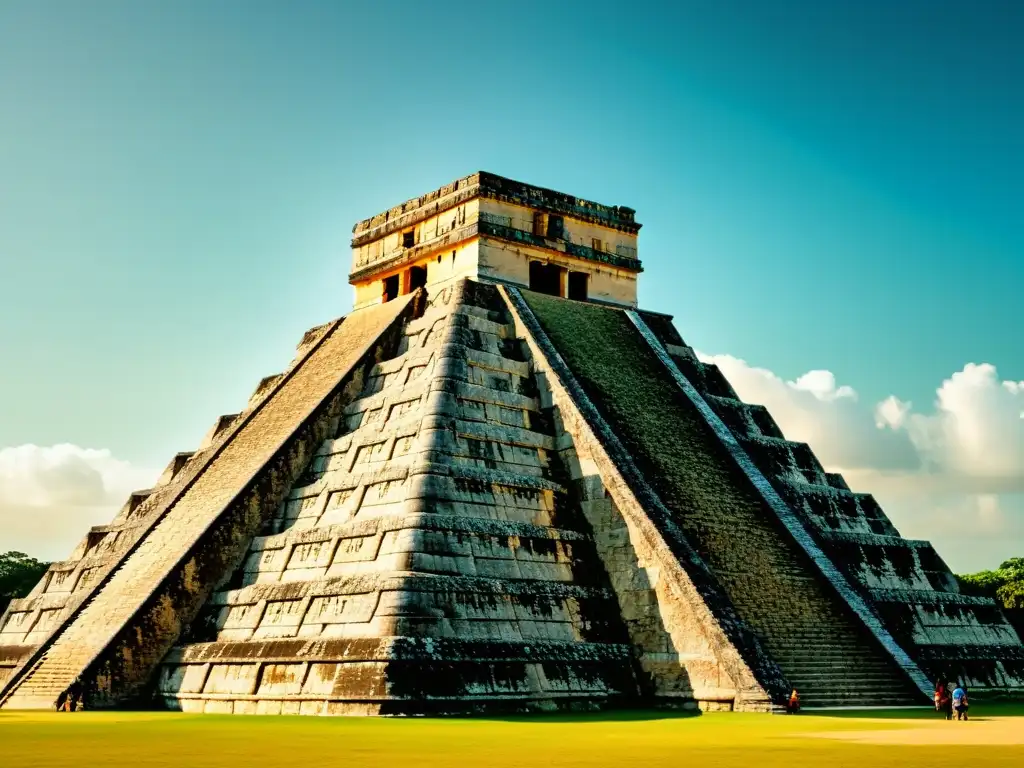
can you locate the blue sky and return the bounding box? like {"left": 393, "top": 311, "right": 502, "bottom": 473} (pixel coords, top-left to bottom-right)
{"left": 0, "top": 1, "right": 1021, "bottom": 570}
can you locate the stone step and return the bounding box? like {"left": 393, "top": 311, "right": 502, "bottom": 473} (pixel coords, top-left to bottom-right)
{"left": 799, "top": 690, "right": 915, "bottom": 701}
{"left": 774, "top": 653, "right": 894, "bottom": 664}
{"left": 801, "top": 696, "right": 917, "bottom": 707}
{"left": 1, "top": 694, "right": 58, "bottom": 710}
{"left": 788, "top": 680, "right": 913, "bottom": 692}
{"left": 786, "top": 668, "right": 906, "bottom": 679}
{"left": 772, "top": 648, "right": 898, "bottom": 660}
{"left": 769, "top": 641, "right": 892, "bottom": 652}
{"left": 797, "top": 687, "right": 913, "bottom": 698}
{"left": 778, "top": 664, "right": 902, "bottom": 676}
{"left": 768, "top": 639, "right": 890, "bottom": 650}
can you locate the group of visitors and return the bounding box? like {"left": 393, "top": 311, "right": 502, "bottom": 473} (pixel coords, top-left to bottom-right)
{"left": 784, "top": 682, "right": 972, "bottom": 718}
{"left": 934, "top": 680, "right": 970, "bottom": 721}
{"left": 54, "top": 678, "right": 83, "bottom": 712}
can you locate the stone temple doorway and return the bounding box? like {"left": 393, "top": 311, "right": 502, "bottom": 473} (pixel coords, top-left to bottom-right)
{"left": 407, "top": 265, "right": 427, "bottom": 292}
{"left": 382, "top": 274, "right": 400, "bottom": 302}
{"left": 529, "top": 261, "right": 565, "bottom": 297}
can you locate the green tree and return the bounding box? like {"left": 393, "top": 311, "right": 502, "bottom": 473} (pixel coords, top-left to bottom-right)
{"left": 959, "top": 557, "right": 1024, "bottom": 634}
{"left": 0, "top": 551, "right": 50, "bottom": 614}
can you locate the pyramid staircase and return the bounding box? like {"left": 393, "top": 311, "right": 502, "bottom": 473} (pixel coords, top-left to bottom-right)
{"left": 637, "top": 311, "right": 1024, "bottom": 697}
{"left": 0, "top": 295, "right": 418, "bottom": 709}
{"left": 508, "top": 288, "right": 930, "bottom": 708}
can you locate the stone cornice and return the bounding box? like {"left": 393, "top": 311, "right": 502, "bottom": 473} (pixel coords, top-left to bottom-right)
{"left": 351, "top": 171, "right": 641, "bottom": 247}
{"left": 478, "top": 172, "right": 640, "bottom": 234}
{"left": 479, "top": 220, "right": 643, "bottom": 272}
{"left": 347, "top": 220, "right": 643, "bottom": 284}
{"left": 352, "top": 180, "right": 482, "bottom": 248}
{"left": 348, "top": 222, "right": 479, "bottom": 283}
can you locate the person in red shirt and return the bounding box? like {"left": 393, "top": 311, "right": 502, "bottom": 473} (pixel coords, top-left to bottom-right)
{"left": 787, "top": 689, "right": 800, "bottom": 714}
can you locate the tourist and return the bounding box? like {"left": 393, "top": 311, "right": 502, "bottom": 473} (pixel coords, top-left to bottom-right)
{"left": 66, "top": 677, "right": 83, "bottom": 712}
{"left": 953, "top": 684, "right": 969, "bottom": 721}
{"left": 786, "top": 689, "right": 800, "bottom": 714}
{"left": 938, "top": 684, "right": 953, "bottom": 720}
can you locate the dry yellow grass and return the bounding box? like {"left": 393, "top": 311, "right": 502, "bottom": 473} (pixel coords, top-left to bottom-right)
{"left": 1, "top": 707, "right": 1022, "bottom": 768}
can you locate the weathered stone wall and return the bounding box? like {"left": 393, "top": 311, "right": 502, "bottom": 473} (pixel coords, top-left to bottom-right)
{"left": 479, "top": 199, "right": 638, "bottom": 262}
{"left": 1, "top": 294, "right": 420, "bottom": 710}
{"left": 513, "top": 289, "right": 924, "bottom": 708}
{"left": 478, "top": 237, "right": 639, "bottom": 308}
{"left": 0, "top": 324, "right": 346, "bottom": 691}
{"left": 349, "top": 172, "right": 643, "bottom": 311}
{"left": 351, "top": 172, "right": 639, "bottom": 245}
{"left": 639, "top": 312, "right": 1024, "bottom": 697}
{"left": 158, "top": 280, "right": 639, "bottom": 715}
{"left": 500, "top": 287, "right": 786, "bottom": 711}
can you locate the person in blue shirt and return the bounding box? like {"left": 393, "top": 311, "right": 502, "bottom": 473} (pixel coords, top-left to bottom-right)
{"left": 952, "top": 684, "right": 969, "bottom": 721}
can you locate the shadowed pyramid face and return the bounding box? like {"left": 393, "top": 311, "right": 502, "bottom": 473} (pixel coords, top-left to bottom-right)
{"left": 157, "top": 281, "right": 640, "bottom": 715}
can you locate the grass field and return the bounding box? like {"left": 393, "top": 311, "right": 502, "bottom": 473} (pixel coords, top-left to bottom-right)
{"left": 2, "top": 706, "right": 1022, "bottom": 768}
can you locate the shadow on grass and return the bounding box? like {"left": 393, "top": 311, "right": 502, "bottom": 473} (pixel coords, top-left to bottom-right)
{"left": 469, "top": 708, "right": 703, "bottom": 724}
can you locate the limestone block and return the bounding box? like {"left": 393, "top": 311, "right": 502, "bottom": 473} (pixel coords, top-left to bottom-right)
{"left": 204, "top": 665, "right": 258, "bottom": 695}
{"left": 160, "top": 664, "right": 209, "bottom": 695}
{"left": 258, "top": 664, "right": 307, "bottom": 696}
{"left": 204, "top": 700, "right": 235, "bottom": 714}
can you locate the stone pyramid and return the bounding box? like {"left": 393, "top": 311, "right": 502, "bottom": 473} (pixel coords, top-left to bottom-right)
{"left": 2, "top": 173, "right": 1021, "bottom": 714}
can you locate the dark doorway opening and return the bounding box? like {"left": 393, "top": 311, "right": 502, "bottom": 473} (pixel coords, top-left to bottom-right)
{"left": 546, "top": 215, "right": 564, "bottom": 239}
{"left": 382, "top": 274, "right": 400, "bottom": 303}
{"left": 408, "top": 265, "right": 427, "bottom": 292}
{"left": 568, "top": 271, "right": 588, "bottom": 301}
{"left": 529, "top": 261, "right": 564, "bottom": 297}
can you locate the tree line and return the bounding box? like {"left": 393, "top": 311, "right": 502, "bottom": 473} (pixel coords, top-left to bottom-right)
{"left": 0, "top": 552, "right": 51, "bottom": 614}
{"left": 958, "top": 557, "right": 1024, "bottom": 635}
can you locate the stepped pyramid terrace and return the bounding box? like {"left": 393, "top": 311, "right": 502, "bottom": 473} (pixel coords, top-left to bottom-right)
{"left": 2, "top": 171, "right": 1022, "bottom": 715}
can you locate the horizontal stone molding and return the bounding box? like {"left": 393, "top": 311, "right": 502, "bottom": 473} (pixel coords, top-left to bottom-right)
{"left": 215, "top": 574, "right": 616, "bottom": 606}
{"left": 868, "top": 588, "right": 996, "bottom": 607}
{"left": 167, "top": 637, "right": 634, "bottom": 665}
{"left": 352, "top": 171, "right": 640, "bottom": 245}
{"left": 250, "top": 513, "right": 593, "bottom": 552}
{"left": 914, "top": 644, "right": 1024, "bottom": 662}
{"left": 348, "top": 220, "right": 643, "bottom": 284}
{"left": 820, "top": 531, "right": 932, "bottom": 548}
{"left": 478, "top": 220, "right": 642, "bottom": 271}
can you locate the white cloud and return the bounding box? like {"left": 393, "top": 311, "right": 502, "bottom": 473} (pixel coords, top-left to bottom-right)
{"left": 698, "top": 353, "right": 1024, "bottom": 572}
{"left": 900, "top": 363, "right": 1024, "bottom": 485}
{"left": 0, "top": 444, "right": 158, "bottom": 561}
{"left": 875, "top": 395, "right": 911, "bottom": 430}
{"left": 700, "top": 352, "right": 920, "bottom": 473}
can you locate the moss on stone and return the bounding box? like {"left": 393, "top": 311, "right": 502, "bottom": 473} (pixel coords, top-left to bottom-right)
{"left": 520, "top": 290, "right": 916, "bottom": 702}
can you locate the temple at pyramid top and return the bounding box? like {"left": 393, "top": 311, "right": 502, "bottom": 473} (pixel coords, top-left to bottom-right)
{"left": 349, "top": 171, "right": 643, "bottom": 309}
